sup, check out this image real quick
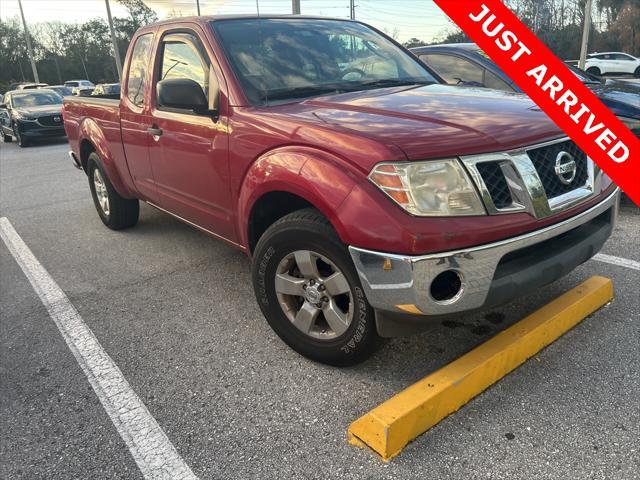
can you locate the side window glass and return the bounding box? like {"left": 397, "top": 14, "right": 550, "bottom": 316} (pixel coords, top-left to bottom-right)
{"left": 127, "top": 34, "right": 153, "bottom": 108}
{"left": 420, "top": 54, "right": 484, "bottom": 85}
{"left": 483, "top": 69, "right": 513, "bottom": 92}
{"left": 160, "top": 34, "right": 210, "bottom": 99}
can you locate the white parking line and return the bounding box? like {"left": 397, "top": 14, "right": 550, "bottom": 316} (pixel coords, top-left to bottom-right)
{"left": 0, "top": 217, "right": 197, "bottom": 480}
{"left": 593, "top": 253, "right": 640, "bottom": 271}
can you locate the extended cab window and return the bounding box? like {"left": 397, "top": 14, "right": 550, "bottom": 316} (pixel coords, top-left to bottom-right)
{"left": 127, "top": 34, "right": 153, "bottom": 107}
{"left": 159, "top": 33, "right": 210, "bottom": 100}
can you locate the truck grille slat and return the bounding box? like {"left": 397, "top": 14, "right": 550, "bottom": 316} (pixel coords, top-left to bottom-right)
{"left": 476, "top": 162, "right": 512, "bottom": 209}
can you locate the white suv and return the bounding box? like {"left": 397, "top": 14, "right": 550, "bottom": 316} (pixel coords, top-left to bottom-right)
{"left": 585, "top": 52, "right": 640, "bottom": 77}
{"left": 64, "top": 80, "right": 95, "bottom": 89}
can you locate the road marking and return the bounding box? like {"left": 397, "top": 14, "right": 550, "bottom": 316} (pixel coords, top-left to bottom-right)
{"left": 593, "top": 253, "right": 640, "bottom": 271}
{"left": 348, "top": 276, "right": 614, "bottom": 461}
{"left": 0, "top": 217, "right": 197, "bottom": 480}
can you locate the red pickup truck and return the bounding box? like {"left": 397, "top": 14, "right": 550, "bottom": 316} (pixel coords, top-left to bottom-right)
{"left": 63, "top": 16, "right": 619, "bottom": 366}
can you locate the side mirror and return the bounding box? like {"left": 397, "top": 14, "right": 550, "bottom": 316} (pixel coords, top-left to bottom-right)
{"left": 157, "top": 78, "right": 214, "bottom": 115}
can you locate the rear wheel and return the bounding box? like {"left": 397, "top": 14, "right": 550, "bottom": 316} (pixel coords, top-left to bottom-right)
{"left": 586, "top": 67, "right": 601, "bottom": 77}
{"left": 635, "top": 66, "right": 640, "bottom": 78}
{"left": 88, "top": 152, "right": 139, "bottom": 230}
{"left": 252, "top": 208, "right": 381, "bottom": 366}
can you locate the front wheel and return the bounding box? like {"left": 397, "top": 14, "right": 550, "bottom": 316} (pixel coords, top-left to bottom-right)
{"left": 1, "top": 130, "right": 11, "bottom": 143}
{"left": 252, "top": 209, "right": 381, "bottom": 366}
{"left": 13, "top": 123, "right": 29, "bottom": 147}
{"left": 634, "top": 66, "right": 640, "bottom": 78}
{"left": 88, "top": 152, "right": 139, "bottom": 230}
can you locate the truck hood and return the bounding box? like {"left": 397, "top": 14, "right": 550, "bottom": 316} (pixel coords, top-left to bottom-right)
{"left": 278, "top": 84, "right": 564, "bottom": 160}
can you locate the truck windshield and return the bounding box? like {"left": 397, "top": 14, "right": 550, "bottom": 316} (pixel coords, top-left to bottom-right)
{"left": 12, "top": 91, "right": 63, "bottom": 107}
{"left": 212, "top": 18, "right": 438, "bottom": 105}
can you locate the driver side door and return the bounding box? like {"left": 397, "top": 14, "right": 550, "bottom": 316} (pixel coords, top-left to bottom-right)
{"left": 148, "top": 27, "right": 236, "bottom": 243}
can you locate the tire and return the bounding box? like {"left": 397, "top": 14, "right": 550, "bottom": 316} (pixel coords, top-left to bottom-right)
{"left": 586, "top": 67, "right": 601, "bottom": 77}
{"left": 87, "top": 152, "right": 139, "bottom": 230}
{"left": 252, "top": 208, "right": 381, "bottom": 366}
{"left": 13, "top": 123, "right": 29, "bottom": 147}
{"left": 635, "top": 66, "right": 640, "bottom": 78}
{"left": 1, "top": 130, "right": 11, "bottom": 143}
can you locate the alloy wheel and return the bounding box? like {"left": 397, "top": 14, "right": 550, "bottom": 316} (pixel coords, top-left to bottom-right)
{"left": 93, "top": 168, "right": 110, "bottom": 216}
{"left": 275, "top": 250, "right": 354, "bottom": 340}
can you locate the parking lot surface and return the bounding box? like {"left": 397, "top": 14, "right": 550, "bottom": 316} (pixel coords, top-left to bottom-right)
{"left": 1, "top": 139, "right": 638, "bottom": 479}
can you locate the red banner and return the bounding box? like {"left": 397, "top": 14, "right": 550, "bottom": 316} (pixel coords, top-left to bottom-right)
{"left": 433, "top": 0, "right": 640, "bottom": 206}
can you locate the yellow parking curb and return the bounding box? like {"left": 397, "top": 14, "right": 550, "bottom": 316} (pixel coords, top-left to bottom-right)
{"left": 348, "top": 276, "right": 614, "bottom": 461}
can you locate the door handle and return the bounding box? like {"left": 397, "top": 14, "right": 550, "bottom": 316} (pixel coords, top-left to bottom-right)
{"left": 147, "top": 126, "right": 163, "bottom": 136}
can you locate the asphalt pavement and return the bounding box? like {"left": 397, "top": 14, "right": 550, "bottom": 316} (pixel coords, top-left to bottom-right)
{"left": 1, "top": 138, "right": 638, "bottom": 479}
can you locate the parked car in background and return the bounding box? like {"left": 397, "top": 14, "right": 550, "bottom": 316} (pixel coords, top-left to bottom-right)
{"left": 72, "top": 86, "right": 95, "bottom": 96}
{"left": 64, "top": 79, "right": 95, "bottom": 89}
{"left": 92, "top": 83, "right": 121, "bottom": 96}
{"left": 585, "top": 52, "right": 640, "bottom": 77}
{"left": 63, "top": 16, "right": 619, "bottom": 365}
{"left": 41, "top": 85, "right": 74, "bottom": 97}
{"left": 412, "top": 44, "right": 640, "bottom": 134}
{"left": 1, "top": 89, "right": 66, "bottom": 147}
{"left": 17, "top": 83, "right": 49, "bottom": 90}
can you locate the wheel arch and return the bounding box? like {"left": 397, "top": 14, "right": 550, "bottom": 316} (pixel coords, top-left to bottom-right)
{"left": 239, "top": 146, "right": 361, "bottom": 254}
{"left": 78, "top": 118, "right": 137, "bottom": 198}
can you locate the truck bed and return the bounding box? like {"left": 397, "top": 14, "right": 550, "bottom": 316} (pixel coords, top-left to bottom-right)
{"left": 62, "top": 95, "right": 136, "bottom": 198}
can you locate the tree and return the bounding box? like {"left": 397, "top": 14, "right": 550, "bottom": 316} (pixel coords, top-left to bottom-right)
{"left": 403, "top": 37, "right": 429, "bottom": 48}
{"left": 116, "top": 0, "right": 158, "bottom": 40}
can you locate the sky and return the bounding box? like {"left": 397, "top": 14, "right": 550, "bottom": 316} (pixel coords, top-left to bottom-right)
{"left": 0, "top": 0, "right": 456, "bottom": 43}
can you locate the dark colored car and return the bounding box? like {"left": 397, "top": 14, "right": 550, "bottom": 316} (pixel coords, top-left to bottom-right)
{"left": 411, "top": 43, "right": 640, "bottom": 133}
{"left": 0, "top": 89, "right": 66, "bottom": 147}
{"left": 92, "top": 83, "right": 121, "bottom": 97}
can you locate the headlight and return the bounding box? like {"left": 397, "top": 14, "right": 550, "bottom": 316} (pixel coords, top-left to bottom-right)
{"left": 369, "top": 159, "right": 486, "bottom": 216}
{"left": 14, "top": 112, "right": 36, "bottom": 121}
{"left": 620, "top": 116, "right": 640, "bottom": 136}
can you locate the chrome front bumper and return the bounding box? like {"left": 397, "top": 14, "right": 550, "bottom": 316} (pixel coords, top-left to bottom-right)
{"left": 349, "top": 189, "right": 619, "bottom": 317}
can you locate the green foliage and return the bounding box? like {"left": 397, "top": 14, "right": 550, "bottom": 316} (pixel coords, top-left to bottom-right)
{"left": 416, "top": 0, "right": 638, "bottom": 59}
{"left": 403, "top": 38, "right": 430, "bottom": 49}
{"left": 0, "top": 0, "right": 158, "bottom": 92}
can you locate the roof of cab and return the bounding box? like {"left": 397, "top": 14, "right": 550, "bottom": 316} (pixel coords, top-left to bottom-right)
{"left": 137, "top": 14, "right": 355, "bottom": 32}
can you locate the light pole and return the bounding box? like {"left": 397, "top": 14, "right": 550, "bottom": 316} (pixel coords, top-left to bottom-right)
{"left": 579, "top": 0, "right": 594, "bottom": 70}
{"left": 350, "top": 0, "right": 355, "bottom": 20}
{"left": 17, "top": 0, "right": 39, "bottom": 83}
{"left": 196, "top": 0, "right": 201, "bottom": 16}
{"left": 105, "top": 0, "right": 123, "bottom": 81}
{"left": 292, "top": 0, "right": 301, "bottom": 15}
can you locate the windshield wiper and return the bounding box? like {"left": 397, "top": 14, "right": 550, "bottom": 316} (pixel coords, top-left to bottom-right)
{"left": 262, "top": 84, "right": 347, "bottom": 102}
{"left": 345, "top": 78, "right": 434, "bottom": 91}
{"left": 260, "top": 79, "right": 433, "bottom": 103}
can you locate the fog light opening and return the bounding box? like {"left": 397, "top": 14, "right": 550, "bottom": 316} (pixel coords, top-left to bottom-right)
{"left": 430, "top": 270, "right": 464, "bottom": 303}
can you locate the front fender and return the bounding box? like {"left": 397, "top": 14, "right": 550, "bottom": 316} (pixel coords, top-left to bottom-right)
{"left": 237, "top": 146, "right": 362, "bottom": 248}
{"left": 79, "top": 118, "right": 136, "bottom": 198}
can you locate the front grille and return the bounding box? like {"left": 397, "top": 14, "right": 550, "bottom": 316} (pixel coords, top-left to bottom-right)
{"left": 38, "top": 115, "right": 63, "bottom": 127}
{"left": 527, "top": 140, "right": 588, "bottom": 198}
{"left": 476, "top": 161, "right": 512, "bottom": 209}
